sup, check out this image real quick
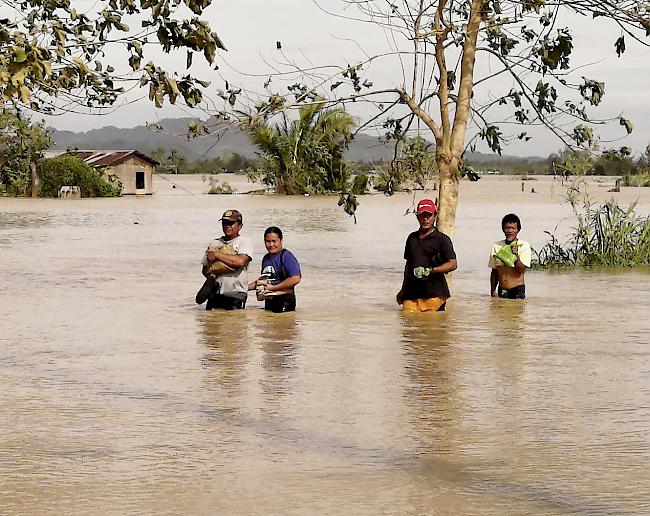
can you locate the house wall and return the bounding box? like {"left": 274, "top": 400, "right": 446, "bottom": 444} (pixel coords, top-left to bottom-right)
{"left": 107, "top": 156, "right": 154, "bottom": 195}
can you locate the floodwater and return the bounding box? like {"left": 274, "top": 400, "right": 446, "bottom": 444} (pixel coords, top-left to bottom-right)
{"left": 1, "top": 175, "right": 649, "bottom": 515}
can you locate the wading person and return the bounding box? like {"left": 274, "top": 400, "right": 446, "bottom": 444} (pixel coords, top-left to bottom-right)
{"left": 249, "top": 226, "right": 302, "bottom": 313}
{"left": 196, "top": 209, "right": 253, "bottom": 310}
{"left": 396, "top": 199, "right": 457, "bottom": 313}
{"left": 489, "top": 213, "right": 531, "bottom": 299}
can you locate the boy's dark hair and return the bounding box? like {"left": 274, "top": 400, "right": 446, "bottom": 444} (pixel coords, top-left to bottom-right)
{"left": 502, "top": 213, "right": 521, "bottom": 231}
{"left": 264, "top": 226, "right": 283, "bottom": 239}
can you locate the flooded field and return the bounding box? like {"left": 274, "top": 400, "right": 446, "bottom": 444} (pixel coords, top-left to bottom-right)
{"left": 1, "top": 175, "right": 649, "bottom": 514}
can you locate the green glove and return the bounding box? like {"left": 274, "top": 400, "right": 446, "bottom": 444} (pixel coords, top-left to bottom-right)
{"left": 413, "top": 266, "right": 431, "bottom": 279}
{"left": 494, "top": 240, "right": 518, "bottom": 267}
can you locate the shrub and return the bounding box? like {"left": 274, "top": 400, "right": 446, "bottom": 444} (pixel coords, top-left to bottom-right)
{"left": 351, "top": 172, "right": 369, "bottom": 194}
{"left": 39, "top": 155, "right": 122, "bottom": 197}
{"left": 207, "top": 177, "right": 234, "bottom": 194}
{"left": 373, "top": 165, "right": 404, "bottom": 195}
{"left": 533, "top": 185, "right": 650, "bottom": 268}
{"left": 621, "top": 174, "right": 650, "bottom": 187}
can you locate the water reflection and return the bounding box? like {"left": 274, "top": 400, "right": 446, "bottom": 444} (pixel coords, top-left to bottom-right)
{"left": 254, "top": 312, "right": 299, "bottom": 373}
{"left": 199, "top": 311, "right": 252, "bottom": 399}
{"left": 400, "top": 315, "right": 461, "bottom": 457}
{"left": 487, "top": 298, "right": 527, "bottom": 341}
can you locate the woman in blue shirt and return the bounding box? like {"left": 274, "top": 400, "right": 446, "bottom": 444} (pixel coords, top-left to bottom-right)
{"left": 250, "top": 226, "right": 302, "bottom": 312}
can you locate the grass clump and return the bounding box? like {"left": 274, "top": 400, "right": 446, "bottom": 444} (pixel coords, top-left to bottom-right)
{"left": 621, "top": 174, "right": 650, "bottom": 187}
{"left": 207, "top": 177, "right": 234, "bottom": 194}
{"left": 534, "top": 183, "right": 650, "bottom": 268}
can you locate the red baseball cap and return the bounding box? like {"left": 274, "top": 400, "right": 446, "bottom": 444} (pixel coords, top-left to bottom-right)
{"left": 416, "top": 199, "right": 437, "bottom": 215}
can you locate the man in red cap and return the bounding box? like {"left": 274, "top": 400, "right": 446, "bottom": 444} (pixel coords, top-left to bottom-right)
{"left": 396, "top": 199, "right": 457, "bottom": 312}
{"left": 196, "top": 209, "right": 253, "bottom": 310}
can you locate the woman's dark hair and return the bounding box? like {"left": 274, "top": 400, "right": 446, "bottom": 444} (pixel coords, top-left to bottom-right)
{"left": 264, "top": 226, "right": 283, "bottom": 239}
{"left": 501, "top": 213, "right": 521, "bottom": 231}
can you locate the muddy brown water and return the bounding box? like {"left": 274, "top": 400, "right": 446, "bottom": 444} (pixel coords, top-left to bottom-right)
{"left": 1, "top": 175, "right": 649, "bottom": 514}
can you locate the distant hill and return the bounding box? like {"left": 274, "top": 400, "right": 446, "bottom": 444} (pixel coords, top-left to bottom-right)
{"left": 48, "top": 117, "right": 545, "bottom": 163}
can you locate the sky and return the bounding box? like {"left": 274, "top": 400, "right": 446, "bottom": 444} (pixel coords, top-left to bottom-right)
{"left": 32, "top": 0, "right": 650, "bottom": 158}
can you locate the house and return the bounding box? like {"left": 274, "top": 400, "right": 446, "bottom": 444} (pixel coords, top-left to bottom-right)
{"left": 44, "top": 150, "right": 159, "bottom": 195}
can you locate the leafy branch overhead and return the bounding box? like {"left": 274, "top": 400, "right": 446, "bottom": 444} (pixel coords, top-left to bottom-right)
{"left": 227, "top": 0, "right": 649, "bottom": 236}
{"left": 1, "top": 0, "right": 226, "bottom": 113}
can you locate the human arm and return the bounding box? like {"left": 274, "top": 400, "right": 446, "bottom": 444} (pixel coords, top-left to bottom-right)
{"left": 490, "top": 268, "right": 499, "bottom": 297}
{"left": 432, "top": 234, "right": 457, "bottom": 274}
{"left": 206, "top": 249, "right": 251, "bottom": 270}
{"left": 265, "top": 250, "right": 301, "bottom": 292}
{"left": 432, "top": 258, "right": 457, "bottom": 274}
{"left": 266, "top": 275, "right": 301, "bottom": 293}
{"left": 396, "top": 263, "right": 408, "bottom": 304}
{"left": 511, "top": 243, "right": 528, "bottom": 274}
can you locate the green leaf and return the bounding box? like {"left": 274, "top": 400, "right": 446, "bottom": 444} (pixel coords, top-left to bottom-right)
{"left": 14, "top": 47, "right": 28, "bottom": 63}
{"left": 11, "top": 66, "right": 29, "bottom": 86}
{"left": 614, "top": 36, "right": 625, "bottom": 57}
{"left": 619, "top": 117, "right": 633, "bottom": 135}
{"left": 19, "top": 85, "right": 31, "bottom": 103}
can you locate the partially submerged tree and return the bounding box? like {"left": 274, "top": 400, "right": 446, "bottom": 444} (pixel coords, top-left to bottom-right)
{"left": 0, "top": 110, "right": 51, "bottom": 195}
{"left": 39, "top": 154, "right": 122, "bottom": 197}
{"left": 246, "top": 104, "right": 357, "bottom": 194}
{"left": 550, "top": 149, "right": 595, "bottom": 177}
{"left": 399, "top": 137, "right": 438, "bottom": 190}
{"left": 223, "top": 1, "right": 649, "bottom": 235}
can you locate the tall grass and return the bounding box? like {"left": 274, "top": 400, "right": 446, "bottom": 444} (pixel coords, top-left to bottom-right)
{"left": 534, "top": 184, "right": 650, "bottom": 268}
{"left": 621, "top": 174, "right": 650, "bottom": 187}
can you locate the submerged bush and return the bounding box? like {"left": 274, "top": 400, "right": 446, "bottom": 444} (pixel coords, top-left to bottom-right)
{"left": 351, "top": 172, "right": 369, "bottom": 194}
{"left": 621, "top": 174, "right": 650, "bottom": 187}
{"left": 534, "top": 186, "right": 650, "bottom": 268}
{"left": 39, "top": 156, "right": 121, "bottom": 197}
{"left": 207, "top": 178, "right": 234, "bottom": 194}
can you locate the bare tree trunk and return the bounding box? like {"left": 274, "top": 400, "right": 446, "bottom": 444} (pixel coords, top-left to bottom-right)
{"left": 436, "top": 159, "right": 459, "bottom": 237}
{"left": 30, "top": 161, "right": 40, "bottom": 198}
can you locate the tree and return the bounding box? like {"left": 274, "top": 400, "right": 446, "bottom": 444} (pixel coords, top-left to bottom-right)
{"left": 39, "top": 154, "right": 122, "bottom": 197}
{"left": 246, "top": 104, "right": 357, "bottom": 194}
{"left": 593, "top": 147, "right": 637, "bottom": 176}
{"left": 1, "top": 0, "right": 225, "bottom": 116}
{"left": 0, "top": 110, "right": 51, "bottom": 196}
{"left": 550, "top": 149, "right": 595, "bottom": 177}
{"left": 222, "top": 1, "right": 649, "bottom": 235}
{"left": 399, "top": 136, "right": 438, "bottom": 190}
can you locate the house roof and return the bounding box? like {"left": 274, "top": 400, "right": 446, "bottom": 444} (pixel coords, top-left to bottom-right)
{"left": 44, "top": 150, "right": 159, "bottom": 167}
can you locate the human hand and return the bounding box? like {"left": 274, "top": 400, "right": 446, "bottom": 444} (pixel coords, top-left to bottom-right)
{"left": 511, "top": 243, "right": 519, "bottom": 256}
{"left": 256, "top": 285, "right": 267, "bottom": 301}
{"left": 256, "top": 278, "right": 269, "bottom": 287}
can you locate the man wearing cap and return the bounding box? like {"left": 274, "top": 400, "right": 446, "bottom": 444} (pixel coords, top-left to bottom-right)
{"left": 396, "top": 199, "right": 457, "bottom": 312}
{"left": 196, "top": 209, "right": 253, "bottom": 310}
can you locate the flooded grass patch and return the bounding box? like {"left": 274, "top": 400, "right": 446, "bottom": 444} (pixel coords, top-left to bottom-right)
{"left": 534, "top": 185, "right": 650, "bottom": 268}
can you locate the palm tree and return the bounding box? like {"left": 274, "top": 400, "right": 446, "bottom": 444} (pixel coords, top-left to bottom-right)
{"left": 247, "top": 104, "right": 356, "bottom": 194}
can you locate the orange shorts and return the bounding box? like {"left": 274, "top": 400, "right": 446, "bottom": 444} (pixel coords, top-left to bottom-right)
{"left": 402, "top": 297, "right": 447, "bottom": 313}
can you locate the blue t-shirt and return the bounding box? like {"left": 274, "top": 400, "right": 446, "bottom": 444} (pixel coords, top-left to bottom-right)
{"left": 261, "top": 249, "right": 301, "bottom": 286}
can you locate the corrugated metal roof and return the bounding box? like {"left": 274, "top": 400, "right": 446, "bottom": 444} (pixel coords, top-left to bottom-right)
{"left": 43, "top": 150, "right": 159, "bottom": 166}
